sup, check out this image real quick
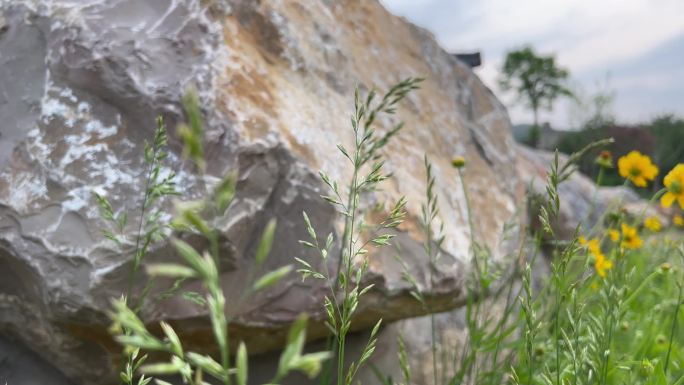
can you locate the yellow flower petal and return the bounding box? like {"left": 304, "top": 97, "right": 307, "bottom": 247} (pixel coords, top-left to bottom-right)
{"left": 674, "top": 214, "right": 684, "bottom": 227}
{"left": 663, "top": 164, "right": 684, "bottom": 209}
{"left": 608, "top": 229, "right": 620, "bottom": 242}
{"left": 644, "top": 216, "right": 662, "bottom": 232}
{"left": 661, "top": 192, "right": 676, "bottom": 208}
{"left": 633, "top": 176, "right": 647, "bottom": 187}
{"left": 620, "top": 223, "right": 643, "bottom": 249}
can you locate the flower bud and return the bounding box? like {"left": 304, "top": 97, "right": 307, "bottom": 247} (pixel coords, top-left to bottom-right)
{"left": 639, "top": 359, "right": 654, "bottom": 377}
{"left": 595, "top": 150, "right": 613, "bottom": 168}
{"left": 660, "top": 262, "right": 672, "bottom": 273}
{"left": 451, "top": 156, "right": 466, "bottom": 169}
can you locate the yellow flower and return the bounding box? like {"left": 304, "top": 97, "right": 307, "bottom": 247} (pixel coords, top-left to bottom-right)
{"left": 594, "top": 253, "right": 613, "bottom": 278}
{"left": 578, "top": 236, "right": 587, "bottom": 246}
{"left": 661, "top": 164, "right": 684, "bottom": 209}
{"left": 620, "top": 223, "right": 643, "bottom": 249}
{"left": 587, "top": 239, "right": 602, "bottom": 256}
{"left": 644, "top": 216, "right": 662, "bottom": 232}
{"left": 618, "top": 151, "right": 658, "bottom": 187}
{"left": 608, "top": 229, "right": 620, "bottom": 242}
{"left": 674, "top": 214, "right": 684, "bottom": 227}
{"left": 581, "top": 237, "right": 613, "bottom": 278}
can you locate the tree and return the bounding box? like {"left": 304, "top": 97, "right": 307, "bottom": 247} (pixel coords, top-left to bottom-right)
{"left": 648, "top": 114, "right": 684, "bottom": 187}
{"left": 527, "top": 125, "right": 541, "bottom": 148}
{"left": 499, "top": 46, "right": 573, "bottom": 131}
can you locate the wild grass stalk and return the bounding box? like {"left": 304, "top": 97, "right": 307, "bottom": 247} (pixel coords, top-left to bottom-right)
{"left": 296, "top": 77, "right": 423, "bottom": 385}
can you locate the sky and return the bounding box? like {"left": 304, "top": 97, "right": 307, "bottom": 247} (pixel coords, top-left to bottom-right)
{"left": 381, "top": 0, "right": 684, "bottom": 129}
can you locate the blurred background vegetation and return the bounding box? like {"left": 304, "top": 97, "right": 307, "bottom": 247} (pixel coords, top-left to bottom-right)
{"left": 555, "top": 115, "right": 684, "bottom": 192}
{"left": 500, "top": 47, "right": 684, "bottom": 195}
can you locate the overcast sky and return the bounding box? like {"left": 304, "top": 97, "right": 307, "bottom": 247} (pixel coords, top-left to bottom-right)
{"left": 382, "top": 0, "right": 684, "bottom": 129}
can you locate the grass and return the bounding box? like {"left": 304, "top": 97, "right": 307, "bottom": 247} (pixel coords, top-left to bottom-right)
{"left": 97, "top": 80, "right": 684, "bottom": 385}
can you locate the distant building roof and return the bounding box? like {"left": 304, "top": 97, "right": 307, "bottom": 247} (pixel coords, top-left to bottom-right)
{"left": 452, "top": 52, "right": 481, "bottom": 68}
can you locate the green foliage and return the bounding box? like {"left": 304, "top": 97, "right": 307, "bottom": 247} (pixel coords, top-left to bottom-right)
{"left": 96, "top": 78, "right": 683, "bottom": 385}
{"left": 509, "top": 141, "right": 684, "bottom": 385}
{"left": 178, "top": 90, "right": 206, "bottom": 173}
{"left": 104, "top": 90, "right": 330, "bottom": 385}
{"left": 499, "top": 46, "right": 573, "bottom": 129}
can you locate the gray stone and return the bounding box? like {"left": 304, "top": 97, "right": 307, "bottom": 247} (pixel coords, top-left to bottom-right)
{"left": 0, "top": 335, "right": 73, "bottom": 385}
{"left": 0, "top": 0, "right": 521, "bottom": 383}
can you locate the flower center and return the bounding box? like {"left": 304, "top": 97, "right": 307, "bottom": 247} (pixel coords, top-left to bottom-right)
{"left": 670, "top": 180, "right": 682, "bottom": 194}
{"left": 629, "top": 167, "right": 641, "bottom": 177}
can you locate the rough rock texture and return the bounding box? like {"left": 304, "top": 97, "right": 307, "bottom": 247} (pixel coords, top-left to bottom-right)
{"left": 0, "top": 0, "right": 521, "bottom": 383}
{"left": 0, "top": 336, "right": 74, "bottom": 385}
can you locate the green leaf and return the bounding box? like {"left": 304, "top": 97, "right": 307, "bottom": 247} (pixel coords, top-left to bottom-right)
{"left": 159, "top": 321, "right": 183, "bottom": 357}
{"left": 93, "top": 192, "right": 115, "bottom": 221}
{"left": 180, "top": 209, "right": 211, "bottom": 237}
{"left": 276, "top": 314, "right": 308, "bottom": 379}
{"left": 139, "top": 360, "right": 183, "bottom": 375}
{"left": 146, "top": 263, "right": 198, "bottom": 279}
{"left": 255, "top": 219, "right": 277, "bottom": 265}
{"left": 115, "top": 335, "right": 166, "bottom": 352}
{"left": 370, "top": 318, "right": 382, "bottom": 338}
{"left": 337, "top": 144, "right": 352, "bottom": 162}
{"left": 144, "top": 141, "right": 153, "bottom": 163}
{"left": 294, "top": 257, "right": 312, "bottom": 269}
{"left": 252, "top": 265, "right": 293, "bottom": 291}
{"left": 302, "top": 211, "right": 316, "bottom": 241}
{"left": 287, "top": 314, "right": 308, "bottom": 345}
{"left": 236, "top": 342, "right": 248, "bottom": 385}
{"left": 179, "top": 89, "right": 205, "bottom": 172}
{"left": 137, "top": 374, "right": 152, "bottom": 385}
{"left": 215, "top": 171, "right": 238, "bottom": 214}
{"left": 290, "top": 351, "right": 333, "bottom": 379}
{"left": 172, "top": 239, "right": 207, "bottom": 278}
{"left": 181, "top": 291, "right": 206, "bottom": 306}
{"left": 110, "top": 298, "right": 148, "bottom": 336}
{"left": 186, "top": 352, "right": 224, "bottom": 379}
{"left": 644, "top": 361, "right": 668, "bottom": 385}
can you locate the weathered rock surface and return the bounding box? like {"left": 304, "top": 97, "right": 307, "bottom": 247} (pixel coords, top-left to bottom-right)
{"left": 0, "top": 336, "right": 73, "bottom": 385}
{"left": 0, "top": 0, "right": 521, "bottom": 383}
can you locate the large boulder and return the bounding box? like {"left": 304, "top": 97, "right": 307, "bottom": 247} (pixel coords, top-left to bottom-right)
{"left": 0, "top": 0, "right": 521, "bottom": 383}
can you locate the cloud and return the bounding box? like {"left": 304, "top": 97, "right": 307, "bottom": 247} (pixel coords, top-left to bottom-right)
{"left": 382, "top": 0, "right": 684, "bottom": 127}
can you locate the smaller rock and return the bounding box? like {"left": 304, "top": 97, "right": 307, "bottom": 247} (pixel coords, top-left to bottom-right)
{"left": 516, "top": 144, "right": 660, "bottom": 239}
